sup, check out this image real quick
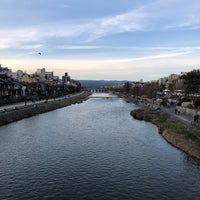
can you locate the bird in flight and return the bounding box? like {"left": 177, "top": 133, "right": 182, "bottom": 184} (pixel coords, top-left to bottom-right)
{"left": 38, "top": 52, "right": 41, "bottom": 55}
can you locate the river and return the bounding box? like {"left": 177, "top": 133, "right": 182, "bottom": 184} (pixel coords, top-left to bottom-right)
{"left": 0, "top": 93, "right": 200, "bottom": 200}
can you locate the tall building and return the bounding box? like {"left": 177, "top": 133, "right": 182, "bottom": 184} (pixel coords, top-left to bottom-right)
{"left": 62, "top": 73, "right": 70, "bottom": 85}
{"left": 36, "top": 68, "right": 53, "bottom": 81}
{"left": 158, "top": 77, "right": 168, "bottom": 86}
{"left": 36, "top": 68, "right": 45, "bottom": 74}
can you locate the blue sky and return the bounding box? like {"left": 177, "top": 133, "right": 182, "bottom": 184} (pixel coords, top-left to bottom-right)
{"left": 0, "top": 0, "right": 200, "bottom": 80}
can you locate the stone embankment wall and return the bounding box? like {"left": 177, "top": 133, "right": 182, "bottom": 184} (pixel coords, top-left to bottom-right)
{"left": 0, "top": 92, "right": 91, "bottom": 127}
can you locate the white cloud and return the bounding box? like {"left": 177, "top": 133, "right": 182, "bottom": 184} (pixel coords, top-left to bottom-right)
{"left": 56, "top": 45, "right": 200, "bottom": 52}
{"left": 148, "top": 0, "right": 200, "bottom": 30}
{"left": 88, "top": 9, "right": 148, "bottom": 39}
{"left": 16, "top": 44, "right": 44, "bottom": 50}
{"left": 78, "top": 0, "right": 200, "bottom": 40}
{"left": 56, "top": 45, "right": 102, "bottom": 50}
{"left": 0, "top": 0, "right": 200, "bottom": 50}
{"left": 0, "top": 39, "right": 11, "bottom": 49}
{"left": 59, "top": 4, "right": 71, "bottom": 8}
{"left": 101, "top": 50, "right": 192, "bottom": 63}
{"left": 0, "top": 28, "right": 43, "bottom": 49}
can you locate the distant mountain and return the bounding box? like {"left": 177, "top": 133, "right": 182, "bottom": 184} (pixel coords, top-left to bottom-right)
{"left": 78, "top": 80, "right": 127, "bottom": 88}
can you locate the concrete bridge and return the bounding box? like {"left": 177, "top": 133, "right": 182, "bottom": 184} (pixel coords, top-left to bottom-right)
{"left": 89, "top": 96, "right": 118, "bottom": 99}
{"left": 84, "top": 88, "right": 109, "bottom": 93}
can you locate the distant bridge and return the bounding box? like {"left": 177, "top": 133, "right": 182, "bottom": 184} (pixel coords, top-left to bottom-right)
{"left": 89, "top": 96, "right": 118, "bottom": 99}
{"left": 84, "top": 87, "right": 109, "bottom": 93}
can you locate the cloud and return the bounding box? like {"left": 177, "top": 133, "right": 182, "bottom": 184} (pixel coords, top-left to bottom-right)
{"left": 102, "top": 50, "right": 192, "bottom": 63}
{"left": 0, "top": 39, "right": 11, "bottom": 49}
{"left": 56, "top": 45, "right": 103, "bottom": 50}
{"left": 86, "top": 9, "right": 148, "bottom": 40}
{"left": 74, "top": 0, "right": 200, "bottom": 40}
{"left": 16, "top": 44, "right": 44, "bottom": 50}
{"left": 0, "top": 0, "right": 200, "bottom": 50}
{"left": 148, "top": 0, "right": 200, "bottom": 30}
{"left": 59, "top": 4, "right": 71, "bottom": 8}
{"left": 56, "top": 45, "right": 200, "bottom": 52}
{"left": 0, "top": 28, "right": 42, "bottom": 49}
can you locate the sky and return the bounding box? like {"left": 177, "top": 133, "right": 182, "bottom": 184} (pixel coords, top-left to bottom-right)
{"left": 0, "top": 0, "right": 200, "bottom": 81}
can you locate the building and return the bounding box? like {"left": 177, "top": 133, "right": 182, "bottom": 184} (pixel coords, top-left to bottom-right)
{"left": 168, "top": 74, "right": 180, "bottom": 84}
{"left": 21, "top": 74, "right": 37, "bottom": 83}
{"left": 35, "top": 68, "right": 54, "bottom": 82}
{"left": 158, "top": 77, "right": 168, "bottom": 86}
{"left": 45, "top": 72, "right": 53, "bottom": 80}
{"left": 36, "top": 68, "right": 45, "bottom": 74}
{"left": 0, "top": 64, "right": 12, "bottom": 75}
{"left": 35, "top": 68, "right": 46, "bottom": 80}
{"left": 62, "top": 73, "right": 70, "bottom": 85}
{"left": 0, "top": 75, "right": 23, "bottom": 98}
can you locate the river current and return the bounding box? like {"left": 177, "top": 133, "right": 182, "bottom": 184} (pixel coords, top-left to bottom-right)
{"left": 0, "top": 93, "right": 200, "bottom": 200}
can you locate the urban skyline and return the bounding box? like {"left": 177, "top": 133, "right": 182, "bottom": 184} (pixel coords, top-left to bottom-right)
{"left": 0, "top": 0, "right": 200, "bottom": 81}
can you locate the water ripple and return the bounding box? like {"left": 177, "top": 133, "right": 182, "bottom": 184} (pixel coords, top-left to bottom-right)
{"left": 0, "top": 93, "right": 200, "bottom": 199}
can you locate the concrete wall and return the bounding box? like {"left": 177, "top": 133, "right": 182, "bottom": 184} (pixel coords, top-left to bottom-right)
{"left": 0, "top": 92, "right": 91, "bottom": 127}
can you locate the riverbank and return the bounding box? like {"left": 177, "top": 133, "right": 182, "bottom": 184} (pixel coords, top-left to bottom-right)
{"left": 131, "top": 107, "right": 200, "bottom": 160}
{"left": 0, "top": 92, "right": 91, "bottom": 127}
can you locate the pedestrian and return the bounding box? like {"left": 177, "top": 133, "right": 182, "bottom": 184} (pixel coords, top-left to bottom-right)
{"left": 194, "top": 114, "right": 199, "bottom": 123}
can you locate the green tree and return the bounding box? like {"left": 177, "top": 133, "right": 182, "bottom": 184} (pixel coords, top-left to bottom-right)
{"left": 182, "top": 69, "right": 200, "bottom": 95}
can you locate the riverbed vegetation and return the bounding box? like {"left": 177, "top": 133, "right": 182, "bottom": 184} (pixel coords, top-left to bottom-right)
{"left": 131, "top": 108, "right": 200, "bottom": 159}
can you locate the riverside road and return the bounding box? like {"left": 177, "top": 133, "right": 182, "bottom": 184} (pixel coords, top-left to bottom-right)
{"left": 0, "top": 92, "right": 84, "bottom": 113}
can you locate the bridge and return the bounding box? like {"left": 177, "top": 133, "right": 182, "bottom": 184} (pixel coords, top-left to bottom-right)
{"left": 89, "top": 96, "right": 118, "bottom": 99}
{"left": 84, "top": 87, "right": 109, "bottom": 93}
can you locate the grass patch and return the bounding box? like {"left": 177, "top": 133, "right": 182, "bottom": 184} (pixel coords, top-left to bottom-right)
{"left": 131, "top": 108, "right": 200, "bottom": 144}
{"left": 154, "top": 117, "right": 200, "bottom": 145}
{"left": 131, "top": 108, "right": 200, "bottom": 157}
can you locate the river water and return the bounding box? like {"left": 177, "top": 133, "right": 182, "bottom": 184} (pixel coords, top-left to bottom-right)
{"left": 0, "top": 93, "right": 200, "bottom": 200}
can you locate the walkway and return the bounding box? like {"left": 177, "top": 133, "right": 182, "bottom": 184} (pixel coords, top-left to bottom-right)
{"left": 125, "top": 95, "right": 199, "bottom": 134}
{"left": 0, "top": 92, "right": 84, "bottom": 113}
{"left": 161, "top": 106, "right": 194, "bottom": 125}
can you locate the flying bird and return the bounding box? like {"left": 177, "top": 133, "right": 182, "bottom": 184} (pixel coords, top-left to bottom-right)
{"left": 38, "top": 52, "right": 41, "bottom": 55}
